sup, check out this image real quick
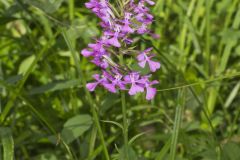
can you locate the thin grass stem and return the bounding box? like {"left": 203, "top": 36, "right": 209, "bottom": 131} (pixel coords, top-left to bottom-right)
{"left": 69, "top": 0, "right": 74, "bottom": 21}
{"left": 62, "top": 29, "right": 110, "bottom": 160}
{"left": 169, "top": 89, "right": 185, "bottom": 160}
{"left": 205, "top": 0, "right": 211, "bottom": 75}
{"left": 119, "top": 52, "right": 129, "bottom": 160}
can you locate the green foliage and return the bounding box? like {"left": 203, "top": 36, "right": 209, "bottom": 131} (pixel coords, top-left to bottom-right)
{"left": 0, "top": 0, "right": 240, "bottom": 159}
{"left": 0, "top": 127, "right": 14, "bottom": 160}
{"left": 61, "top": 114, "right": 93, "bottom": 144}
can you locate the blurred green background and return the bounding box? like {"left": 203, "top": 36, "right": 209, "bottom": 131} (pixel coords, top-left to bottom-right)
{"left": 0, "top": 0, "right": 240, "bottom": 160}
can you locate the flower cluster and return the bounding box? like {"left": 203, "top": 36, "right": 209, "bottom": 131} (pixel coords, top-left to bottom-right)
{"left": 82, "top": 0, "right": 160, "bottom": 100}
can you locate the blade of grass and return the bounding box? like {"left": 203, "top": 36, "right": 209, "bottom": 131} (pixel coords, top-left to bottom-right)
{"left": 62, "top": 28, "right": 110, "bottom": 160}
{"left": 157, "top": 72, "right": 240, "bottom": 92}
{"left": 88, "top": 126, "right": 97, "bottom": 160}
{"left": 169, "top": 89, "right": 185, "bottom": 160}
{"left": 0, "top": 127, "right": 14, "bottom": 160}
{"left": 121, "top": 91, "right": 129, "bottom": 160}
{"left": 28, "top": 79, "right": 82, "bottom": 95}
{"left": 217, "top": 0, "right": 239, "bottom": 57}
{"left": 224, "top": 82, "right": 240, "bottom": 108}
{"left": 87, "top": 134, "right": 119, "bottom": 160}
{"left": 128, "top": 132, "right": 148, "bottom": 145}
{"left": 156, "top": 137, "right": 171, "bottom": 160}
{"left": 69, "top": 0, "right": 74, "bottom": 21}
{"left": 204, "top": 0, "right": 211, "bottom": 76}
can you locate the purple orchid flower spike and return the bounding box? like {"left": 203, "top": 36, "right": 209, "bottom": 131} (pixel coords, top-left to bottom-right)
{"left": 137, "top": 48, "right": 161, "bottom": 72}
{"left": 124, "top": 72, "right": 145, "bottom": 95}
{"left": 83, "top": 0, "right": 160, "bottom": 100}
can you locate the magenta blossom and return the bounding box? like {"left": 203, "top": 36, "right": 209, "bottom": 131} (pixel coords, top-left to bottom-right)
{"left": 137, "top": 48, "right": 161, "bottom": 72}
{"left": 124, "top": 72, "right": 145, "bottom": 95}
{"left": 142, "top": 76, "right": 159, "bottom": 100}
{"left": 87, "top": 73, "right": 115, "bottom": 93}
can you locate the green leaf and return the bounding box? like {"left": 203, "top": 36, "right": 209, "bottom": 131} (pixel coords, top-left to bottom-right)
{"left": 5, "top": 75, "right": 22, "bottom": 85}
{"left": 36, "top": 153, "right": 57, "bottom": 160}
{"left": 61, "top": 114, "right": 93, "bottom": 144}
{"left": 102, "top": 120, "right": 123, "bottom": 130}
{"left": 18, "top": 55, "right": 36, "bottom": 75}
{"left": 222, "top": 142, "right": 240, "bottom": 160}
{"left": 0, "top": 17, "right": 18, "bottom": 25}
{"left": 224, "top": 82, "right": 240, "bottom": 108}
{"left": 29, "top": 79, "right": 82, "bottom": 95}
{"left": 131, "top": 61, "right": 150, "bottom": 75}
{"left": 100, "top": 94, "right": 120, "bottom": 115}
{"left": 118, "top": 145, "right": 137, "bottom": 160}
{"left": 0, "top": 127, "right": 14, "bottom": 160}
{"left": 128, "top": 132, "right": 147, "bottom": 145}
{"left": 169, "top": 89, "right": 185, "bottom": 160}
{"left": 23, "top": 0, "right": 64, "bottom": 13}
{"left": 220, "top": 29, "right": 240, "bottom": 43}
{"left": 156, "top": 137, "right": 171, "bottom": 160}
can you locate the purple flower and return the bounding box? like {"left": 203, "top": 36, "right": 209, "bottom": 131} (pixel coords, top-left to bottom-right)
{"left": 86, "top": 74, "right": 108, "bottom": 91}
{"left": 122, "top": 21, "right": 134, "bottom": 33}
{"left": 85, "top": 0, "right": 98, "bottom": 9}
{"left": 134, "top": 1, "right": 150, "bottom": 14}
{"left": 124, "top": 72, "right": 145, "bottom": 95}
{"left": 81, "top": 49, "right": 93, "bottom": 57}
{"left": 145, "top": 79, "right": 158, "bottom": 100}
{"left": 86, "top": 72, "right": 116, "bottom": 93}
{"left": 91, "top": 57, "right": 109, "bottom": 69}
{"left": 142, "top": 0, "right": 155, "bottom": 6}
{"left": 137, "top": 24, "right": 148, "bottom": 34}
{"left": 103, "top": 69, "right": 126, "bottom": 91}
{"left": 107, "top": 25, "right": 121, "bottom": 47}
{"left": 137, "top": 48, "right": 161, "bottom": 72}
{"left": 121, "top": 12, "right": 134, "bottom": 33}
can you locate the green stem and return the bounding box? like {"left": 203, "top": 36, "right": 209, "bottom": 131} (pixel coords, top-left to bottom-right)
{"left": 90, "top": 102, "right": 110, "bottom": 160}
{"left": 169, "top": 89, "right": 185, "bottom": 160}
{"left": 119, "top": 53, "right": 129, "bottom": 160}
{"left": 121, "top": 91, "right": 129, "bottom": 159}
{"left": 205, "top": 0, "right": 211, "bottom": 76}
{"left": 62, "top": 29, "right": 110, "bottom": 160}
{"left": 69, "top": 0, "right": 74, "bottom": 22}
{"left": 88, "top": 126, "right": 97, "bottom": 159}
